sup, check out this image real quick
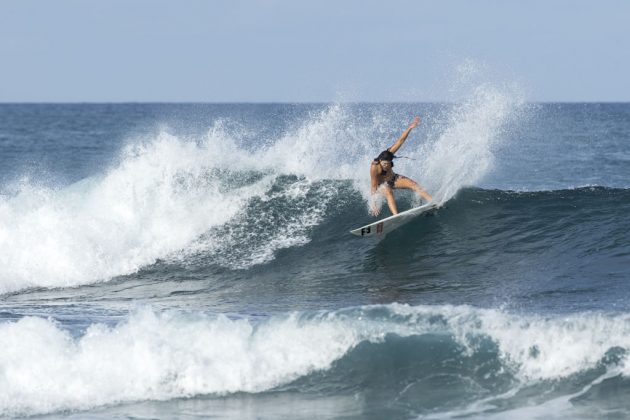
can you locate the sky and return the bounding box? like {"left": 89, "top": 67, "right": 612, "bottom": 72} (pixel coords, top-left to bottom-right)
{"left": 0, "top": 0, "right": 628, "bottom": 102}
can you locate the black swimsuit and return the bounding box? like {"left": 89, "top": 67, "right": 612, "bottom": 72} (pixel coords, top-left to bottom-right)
{"left": 384, "top": 171, "right": 400, "bottom": 188}
{"left": 375, "top": 164, "right": 399, "bottom": 188}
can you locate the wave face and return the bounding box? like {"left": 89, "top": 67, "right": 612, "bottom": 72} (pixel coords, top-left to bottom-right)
{"left": 2, "top": 304, "right": 630, "bottom": 417}
{"left": 2, "top": 181, "right": 628, "bottom": 311}
{"left": 0, "top": 90, "right": 524, "bottom": 294}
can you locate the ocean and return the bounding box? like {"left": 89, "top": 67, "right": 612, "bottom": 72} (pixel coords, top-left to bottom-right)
{"left": 1, "top": 93, "right": 629, "bottom": 418}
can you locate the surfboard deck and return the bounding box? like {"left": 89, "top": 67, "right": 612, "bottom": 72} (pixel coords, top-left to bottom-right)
{"left": 350, "top": 202, "right": 437, "bottom": 237}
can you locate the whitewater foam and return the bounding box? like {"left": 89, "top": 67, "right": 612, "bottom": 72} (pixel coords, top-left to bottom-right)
{"left": 0, "top": 307, "right": 364, "bottom": 417}
{"left": 0, "top": 131, "right": 277, "bottom": 293}
{"left": 1, "top": 304, "right": 630, "bottom": 417}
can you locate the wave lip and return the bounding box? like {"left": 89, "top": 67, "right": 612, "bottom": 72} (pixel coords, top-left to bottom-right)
{"left": 2, "top": 304, "right": 630, "bottom": 417}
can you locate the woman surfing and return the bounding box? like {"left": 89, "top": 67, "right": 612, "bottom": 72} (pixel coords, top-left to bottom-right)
{"left": 370, "top": 116, "right": 433, "bottom": 216}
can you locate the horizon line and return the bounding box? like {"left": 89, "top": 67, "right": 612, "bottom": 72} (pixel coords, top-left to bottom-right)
{"left": 1, "top": 100, "right": 629, "bottom": 105}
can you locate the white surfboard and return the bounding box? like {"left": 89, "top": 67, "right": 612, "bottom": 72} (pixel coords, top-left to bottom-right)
{"left": 350, "top": 202, "right": 437, "bottom": 237}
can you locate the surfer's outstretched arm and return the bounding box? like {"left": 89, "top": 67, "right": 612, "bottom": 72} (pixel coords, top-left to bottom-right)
{"left": 388, "top": 116, "right": 420, "bottom": 154}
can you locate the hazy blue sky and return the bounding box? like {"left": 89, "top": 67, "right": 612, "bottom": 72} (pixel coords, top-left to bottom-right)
{"left": 1, "top": 0, "right": 628, "bottom": 102}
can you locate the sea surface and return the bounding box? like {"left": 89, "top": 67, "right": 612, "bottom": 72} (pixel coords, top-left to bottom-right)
{"left": 1, "top": 95, "right": 629, "bottom": 419}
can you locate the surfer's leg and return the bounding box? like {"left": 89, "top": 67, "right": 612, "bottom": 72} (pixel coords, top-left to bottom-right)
{"left": 394, "top": 175, "right": 433, "bottom": 202}
{"left": 381, "top": 185, "right": 398, "bottom": 215}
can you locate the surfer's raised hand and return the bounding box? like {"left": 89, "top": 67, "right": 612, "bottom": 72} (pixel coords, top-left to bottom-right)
{"left": 409, "top": 116, "right": 421, "bottom": 129}
{"left": 389, "top": 116, "right": 421, "bottom": 154}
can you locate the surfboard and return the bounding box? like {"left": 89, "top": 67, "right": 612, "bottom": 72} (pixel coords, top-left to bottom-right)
{"left": 350, "top": 202, "right": 437, "bottom": 237}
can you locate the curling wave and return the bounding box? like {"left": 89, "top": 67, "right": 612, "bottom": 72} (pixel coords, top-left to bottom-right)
{"left": 2, "top": 304, "right": 630, "bottom": 416}
{"left": 0, "top": 86, "right": 523, "bottom": 294}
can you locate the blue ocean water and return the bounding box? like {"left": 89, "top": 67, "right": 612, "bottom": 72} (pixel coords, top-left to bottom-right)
{"left": 0, "top": 95, "right": 629, "bottom": 418}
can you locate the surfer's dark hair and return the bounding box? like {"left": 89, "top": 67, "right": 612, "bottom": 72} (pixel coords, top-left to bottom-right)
{"left": 376, "top": 150, "right": 396, "bottom": 165}
{"left": 376, "top": 150, "right": 395, "bottom": 161}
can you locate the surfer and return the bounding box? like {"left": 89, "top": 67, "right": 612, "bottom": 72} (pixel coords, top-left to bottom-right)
{"left": 370, "top": 116, "right": 433, "bottom": 216}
